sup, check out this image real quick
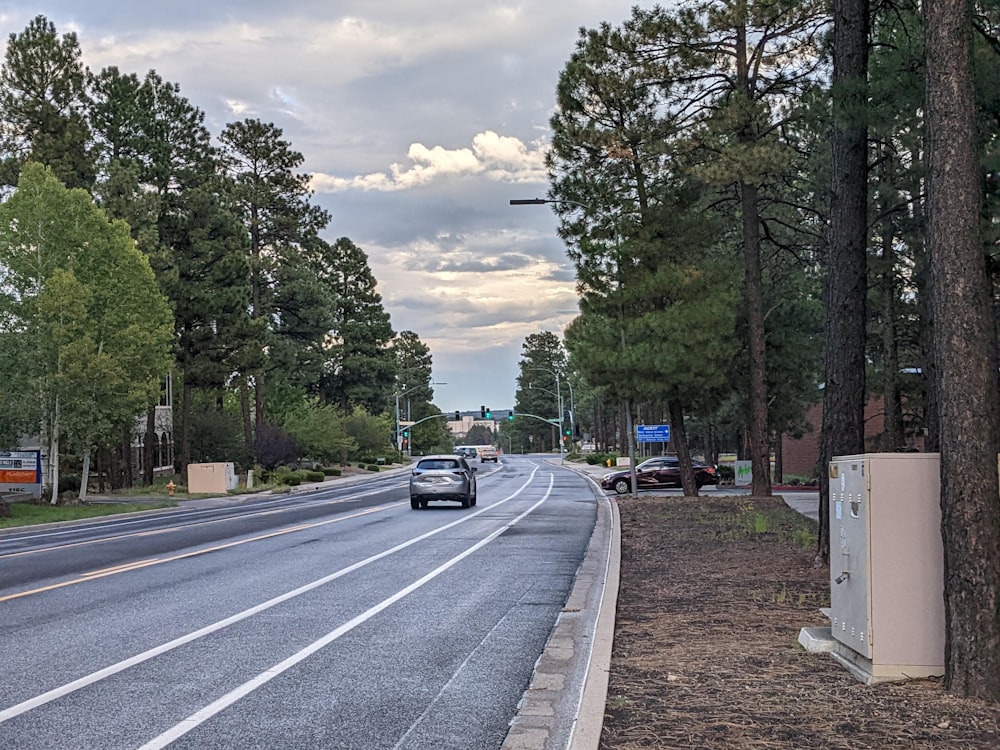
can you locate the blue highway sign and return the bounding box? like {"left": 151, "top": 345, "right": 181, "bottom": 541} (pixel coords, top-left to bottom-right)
{"left": 636, "top": 425, "right": 670, "bottom": 443}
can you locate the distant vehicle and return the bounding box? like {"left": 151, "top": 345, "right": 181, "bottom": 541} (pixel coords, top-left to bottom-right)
{"left": 410, "top": 454, "right": 478, "bottom": 508}
{"left": 601, "top": 456, "right": 719, "bottom": 495}
{"left": 478, "top": 446, "right": 499, "bottom": 462}
{"left": 453, "top": 445, "right": 480, "bottom": 459}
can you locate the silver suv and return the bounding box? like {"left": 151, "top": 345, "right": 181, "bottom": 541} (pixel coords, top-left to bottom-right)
{"left": 409, "top": 455, "right": 478, "bottom": 509}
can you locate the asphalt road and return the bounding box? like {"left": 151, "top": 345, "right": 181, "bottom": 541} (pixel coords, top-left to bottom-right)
{"left": 0, "top": 456, "right": 601, "bottom": 750}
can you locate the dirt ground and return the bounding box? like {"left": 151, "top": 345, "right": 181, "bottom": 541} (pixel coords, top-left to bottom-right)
{"left": 599, "top": 495, "right": 1000, "bottom": 750}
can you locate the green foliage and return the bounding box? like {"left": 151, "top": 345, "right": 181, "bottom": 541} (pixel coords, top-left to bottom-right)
{"left": 342, "top": 407, "right": 391, "bottom": 457}
{"left": 275, "top": 472, "right": 301, "bottom": 487}
{"left": 0, "top": 15, "right": 94, "bottom": 190}
{"left": 0, "top": 163, "right": 174, "bottom": 465}
{"left": 217, "top": 118, "right": 331, "bottom": 428}
{"left": 511, "top": 332, "right": 568, "bottom": 453}
{"left": 314, "top": 237, "right": 396, "bottom": 414}
{"left": 586, "top": 453, "right": 618, "bottom": 466}
{"left": 323, "top": 467, "right": 342, "bottom": 477}
{"left": 366, "top": 464, "right": 380, "bottom": 472}
{"left": 282, "top": 400, "right": 356, "bottom": 464}
{"left": 184, "top": 399, "right": 249, "bottom": 466}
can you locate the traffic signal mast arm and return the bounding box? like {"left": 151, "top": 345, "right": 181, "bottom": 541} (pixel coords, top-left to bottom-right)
{"left": 395, "top": 413, "right": 454, "bottom": 435}
{"left": 506, "top": 412, "right": 563, "bottom": 426}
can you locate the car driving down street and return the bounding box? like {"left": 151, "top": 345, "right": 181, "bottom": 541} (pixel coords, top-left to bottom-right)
{"left": 409, "top": 454, "right": 478, "bottom": 508}
{"left": 601, "top": 455, "right": 719, "bottom": 495}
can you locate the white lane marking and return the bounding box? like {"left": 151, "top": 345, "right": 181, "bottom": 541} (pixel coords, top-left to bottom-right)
{"left": 0, "top": 467, "right": 544, "bottom": 724}
{"left": 138, "top": 475, "right": 556, "bottom": 750}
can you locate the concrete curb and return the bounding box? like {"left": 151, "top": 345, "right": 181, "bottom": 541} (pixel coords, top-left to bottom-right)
{"left": 568, "top": 497, "right": 620, "bottom": 750}
{"left": 502, "top": 466, "right": 620, "bottom": 750}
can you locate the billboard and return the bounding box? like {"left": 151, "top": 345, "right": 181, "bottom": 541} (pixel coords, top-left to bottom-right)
{"left": 0, "top": 450, "right": 43, "bottom": 499}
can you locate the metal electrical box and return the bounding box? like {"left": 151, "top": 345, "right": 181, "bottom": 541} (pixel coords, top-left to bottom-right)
{"left": 828, "top": 453, "right": 944, "bottom": 683}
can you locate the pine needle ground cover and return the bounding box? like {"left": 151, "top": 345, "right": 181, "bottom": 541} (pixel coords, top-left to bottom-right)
{"left": 601, "top": 496, "right": 1000, "bottom": 749}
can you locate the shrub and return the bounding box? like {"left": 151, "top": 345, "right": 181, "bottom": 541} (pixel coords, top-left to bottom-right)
{"left": 717, "top": 465, "right": 735, "bottom": 482}
{"left": 366, "top": 464, "right": 380, "bottom": 472}
{"left": 586, "top": 453, "right": 618, "bottom": 467}
{"left": 323, "top": 467, "right": 341, "bottom": 477}
{"left": 275, "top": 472, "right": 301, "bottom": 487}
{"left": 58, "top": 474, "right": 82, "bottom": 493}
{"left": 305, "top": 471, "right": 325, "bottom": 482}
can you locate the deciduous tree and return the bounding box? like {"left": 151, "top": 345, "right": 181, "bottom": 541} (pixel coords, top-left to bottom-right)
{"left": 0, "top": 164, "right": 173, "bottom": 502}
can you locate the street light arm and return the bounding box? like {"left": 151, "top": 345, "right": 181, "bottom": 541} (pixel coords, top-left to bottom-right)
{"left": 509, "top": 197, "right": 591, "bottom": 212}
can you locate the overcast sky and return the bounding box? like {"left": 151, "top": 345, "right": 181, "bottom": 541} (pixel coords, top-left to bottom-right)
{"left": 2, "top": 1, "right": 654, "bottom": 414}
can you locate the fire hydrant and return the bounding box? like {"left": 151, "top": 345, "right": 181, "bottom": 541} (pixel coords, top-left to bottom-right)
{"left": 166, "top": 480, "right": 176, "bottom": 497}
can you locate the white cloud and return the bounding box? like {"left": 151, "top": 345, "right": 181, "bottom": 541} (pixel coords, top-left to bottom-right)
{"left": 311, "top": 130, "right": 547, "bottom": 193}
{"left": 0, "top": 0, "right": 645, "bottom": 413}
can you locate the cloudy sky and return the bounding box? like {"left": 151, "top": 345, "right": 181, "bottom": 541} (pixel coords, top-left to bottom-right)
{"left": 2, "top": 1, "right": 654, "bottom": 414}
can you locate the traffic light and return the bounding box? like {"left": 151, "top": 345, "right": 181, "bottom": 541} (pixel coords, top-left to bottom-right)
{"left": 564, "top": 426, "right": 572, "bottom": 437}
{"left": 480, "top": 405, "right": 486, "bottom": 418}
{"left": 403, "top": 429, "right": 410, "bottom": 439}
{"left": 508, "top": 410, "right": 515, "bottom": 421}
{"left": 454, "top": 410, "right": 460, "bottom": 421}
{"left": 485, "top": 407, "right": 492, "bottom": 419}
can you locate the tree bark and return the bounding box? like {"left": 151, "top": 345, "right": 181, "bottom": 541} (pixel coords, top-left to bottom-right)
{"left": 669, "top": 398, "right": 699, "bottom": 497}
{"left": 877, "top": 171, "right": 904, "bottom": 449}
{"left": 819, "top": 0, "right": 870, "bottom": 563}
{"left": 735, "top": 17, "right": 772, "bottom": 500}
{"left": 240, "top": 375, "right": 253, "bottom": 460}
{"left": 925, "top": 0, "right": 1000, "bottom": 701}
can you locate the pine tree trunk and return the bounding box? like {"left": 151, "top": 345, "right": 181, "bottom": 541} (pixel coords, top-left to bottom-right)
{"left": 819, "top": 0, "right": 869, "bottom": 563}
{"left": 925, "top": 0, "right": 1000, "bottom": 701}
{"left": 240, "top": 376, "right": 253, "bottom": 460}
{"left": 742, "top": 180, "right": 772, "bottom": 498}
{"left": 878, "top": 188, "right": 904, "bottom": 449}
{"left": 734, "top": 16, "right": 772, "bottom": 499}
{"left": 668, "top": 398, "right": 698, "bottom": 497}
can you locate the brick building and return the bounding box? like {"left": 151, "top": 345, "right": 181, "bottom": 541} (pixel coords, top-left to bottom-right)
{"left": 780, "top": 396, "right": 924, "bottom": 479}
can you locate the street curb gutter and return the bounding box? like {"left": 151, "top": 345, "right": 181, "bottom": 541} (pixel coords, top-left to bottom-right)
{"left": 501, "top": 474, "right": 621, "bottom": 750}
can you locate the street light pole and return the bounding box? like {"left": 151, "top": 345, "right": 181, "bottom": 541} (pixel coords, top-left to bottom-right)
{"left": 395, "top": 379, "right": 447, "bottom": 458}
{"left": 511, "top": 197, "right": 637, "bottom": 495}
{"left": 525, "top": 366, "right": 564, "bottom": 464}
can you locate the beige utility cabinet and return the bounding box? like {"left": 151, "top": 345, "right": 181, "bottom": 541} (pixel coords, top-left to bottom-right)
{"left": 187, "top": 462, "right": 238, "bottom": 495}
{"left": 828, "top": 453, "right": 944, "bottom": 683}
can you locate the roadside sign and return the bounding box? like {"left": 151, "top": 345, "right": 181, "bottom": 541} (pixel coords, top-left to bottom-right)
{"left": 734, "top": 460, "right": 752, "bottom": 486}
{"left": 636, "top": 425, "right": 670, "bottom": 443}
{"left": 0, "top": 449, "right": 43, "bottom": 499}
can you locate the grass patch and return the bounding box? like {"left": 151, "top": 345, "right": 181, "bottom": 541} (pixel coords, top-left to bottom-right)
{"left": 0, "top": 501, "right": 175, "bottom": 529}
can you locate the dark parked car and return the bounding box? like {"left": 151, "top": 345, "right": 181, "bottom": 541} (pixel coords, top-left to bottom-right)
{"left": 410, "top": 454, "right": 478, "bottom": 508}
{"left": 601, "top": 456, "right": 719, "bottom": 495}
